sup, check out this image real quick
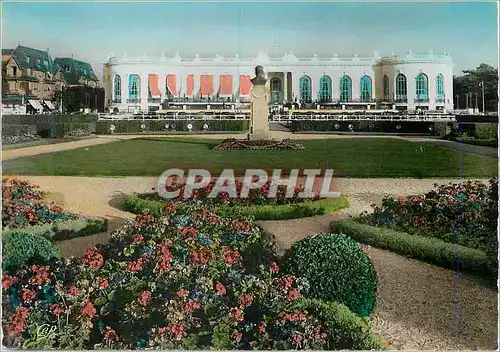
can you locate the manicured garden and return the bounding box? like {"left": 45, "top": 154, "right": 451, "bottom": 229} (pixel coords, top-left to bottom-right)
{"left": 331, "top": 179, "right": 498, "bottom": 278}
{"left": 2, "top": 204, "right": 384, "bottom": 349}
{"left": 3, "top": 137, "right": 498, "bottom": 178}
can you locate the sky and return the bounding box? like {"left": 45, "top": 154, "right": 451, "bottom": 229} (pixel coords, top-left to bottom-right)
{"left": 2, "top": 1, "right": 498, "bottom": 79}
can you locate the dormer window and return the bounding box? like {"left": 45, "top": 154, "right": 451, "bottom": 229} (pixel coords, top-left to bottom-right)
{"left": 26, "top": 56, "right": 31, "bottom": 64}
{"left": 83, "top": 69, "right": 87, "bottom": 75}
{"left": 37, "top": 58, "right": 41, "bottom": 66}
{"left": 43, "top": 60, "right": 49, "bottom": 67}
{"left": 65, "top": 66, "right": 71, "bottom": 73}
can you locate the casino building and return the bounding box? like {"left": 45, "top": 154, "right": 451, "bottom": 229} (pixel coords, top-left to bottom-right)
{"left": 102, "top": 50, "right": 454, "bottom": 113}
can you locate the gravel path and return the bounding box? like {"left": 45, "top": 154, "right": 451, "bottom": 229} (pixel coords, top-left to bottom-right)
{"left": 6, "top": 175, "right": 497, "bottom": 349}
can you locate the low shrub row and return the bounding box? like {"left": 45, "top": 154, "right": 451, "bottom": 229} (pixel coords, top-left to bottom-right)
{"left": 36, "top": 122, "right": 95, "bottom": 139}
{"left": 124, "top": 195, "right": 350, "bottom": 221}
{"left": 291, "top": 120, "right": 447, "bottom": 136}
{"left": 1, "top": 113, "right": 99, "bottom": 125}
{"left": 330, "top": 220, "right": 497, "bottom": 276}
{"left": 96, "top": 120, "right": 250, "bottom": 134}
{"left": 2, "top": 218, "right": 108, "bottom": 242}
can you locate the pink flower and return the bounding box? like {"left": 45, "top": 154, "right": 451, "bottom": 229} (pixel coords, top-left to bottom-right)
{"left": 82, "top": 247, "right": 104, "bottom": 270}
{"left": 258, "top": 321, "right": 266, "bottom": 333}
{"left": 69, "top": 285, "right": 79, "bottom": 297}
{"left": 104, "top": 326, "right": 119, "bottom": 342}
{"left": 132, "top": 234, "right": 144, "bottom": 244}
{"left": 2, "top": 274, "right": 16, "bottom": 289}
{"left": 81, "top": 301, "right": 96, "bottom": 319}
{"left": 232, "top": 331, "right": 243, "bottom": 343}
{"left": 238, "top": 293, "right": 253, "bottom": 308}
{"left": 269, "top": 262, "right": 279, "bottom": 273}
{"left": 8, "top": 307, "right": 29, "bottom": 335}
{"left": 287, "top": 288, "right": 300, "bottom": 301}
{"left": 176, "top": 289, "right": 189, "bottom": 298}
{"left": 99, "top": 279, "right": 109, "bottom": 289}
{"left": 215, "top": 282, "right": 226, "bottom": 296}
{"left": 291, "top": 333, "right": 303, "bottom": 347}
{"left": 20, "top": 289, "right": 36, "bottom": 302}
{"left": 231, "top": 308, "right": 244, "bottom": 322}
{"left": 49, "top": 303, "right": 65, "bottom": 316}
{"left": 136, "top": 290, "right": 152, "bottom": 308}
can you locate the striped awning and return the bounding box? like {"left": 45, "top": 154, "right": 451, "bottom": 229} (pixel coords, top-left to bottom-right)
{"left": 44, "top": 100, "right": 56, "bottom": 110}
{"left": 148, "top": 74, "right": 161, "bottom": 98}
{"left": 239, "top": 75, "right": 252, "bottom": 96}
{"left": 186, "top": 75, "right": 194, "bottom": 96}
{"left": 166, "top": 75, "right": 177, "bottom": 96}
{"left": 200, "top": 75, "right": 213, "bottom": 96}
{"left": 28, "top": 99, "right": 44, "bottom": 111}
{"left": 219, "top": 75, "right": 233, "bottom": 96}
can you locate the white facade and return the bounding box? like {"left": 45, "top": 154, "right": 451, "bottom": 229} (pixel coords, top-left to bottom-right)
{"left": 103, "top": 50, "right": 454, "bottom": 112}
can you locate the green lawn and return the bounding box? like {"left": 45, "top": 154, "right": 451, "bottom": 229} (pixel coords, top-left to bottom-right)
{"left": 3, "top": 137, "right": 498, "bottom": 178}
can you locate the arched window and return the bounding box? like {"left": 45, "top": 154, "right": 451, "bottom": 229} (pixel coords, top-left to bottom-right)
{"left": 339, "top": 75, "right": 352, "bottom": 102}
{"left": 300, "top": 75, "right": 312, "bottom": 103}
{"left": 415, "top": 73, "right": 429, "bottom": 102}
{"left": 395, "top": 73, "right": 407, "bottom": 102}
{"left": 318, "top": 75, "right": 332, "bottom": 103}
{"left": 129, "top": 74, "right": 141, "bottom": 102}
{"left": 360, "top": 75, "right": 372, "bottom": 102}
{"left": 270, "top": 77, "right": 282, "bottom": 104}
{"left": 383, "top": 75, "right": 389, "bottom": 100}
{"left": 114, "top": 75, "right": 121, "bottom": 103}
{"left": 436, "top": 74, "right": 444, "bottom": 102}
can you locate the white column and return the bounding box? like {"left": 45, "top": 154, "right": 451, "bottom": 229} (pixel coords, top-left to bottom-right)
{"left": 122, "top": 74, "right": 128, "bottom": 105}
{"left": 159, "top": 73, "right": 167, "bottom": 101}
{"left": 140, "top": 74, "right": 148, "bottom": 108}
{"left": 283, "top": 72, "right": 288, "bottom": 102}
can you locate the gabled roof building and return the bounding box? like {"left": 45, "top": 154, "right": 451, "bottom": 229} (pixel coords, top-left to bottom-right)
{"left": 54, "top": 57, "right": 100, "bottom": 88}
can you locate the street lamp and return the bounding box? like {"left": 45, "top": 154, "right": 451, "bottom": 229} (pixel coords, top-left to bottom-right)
{"left": 479, "top": 81, "right": 486, "bottom": 115}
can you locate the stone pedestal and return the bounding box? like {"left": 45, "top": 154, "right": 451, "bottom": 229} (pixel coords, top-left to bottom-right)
{"left": 248, "top": 84, "right": 272, "bottom": 140}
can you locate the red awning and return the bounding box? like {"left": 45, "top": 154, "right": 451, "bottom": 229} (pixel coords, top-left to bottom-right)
{"left": 186, "top": 75, "right": 194, "bottom": 96}
{"left": 166, "top": 75, "right": 177, "bottom": 96}
{"left": 239, "top": 75, "right": 252, "bottom": 96}
{"left": 148, "top": 74, "right": 161, "bottom": 98}
{"left": 200, "top": 75, "right": 213, "bottom": 96}
{"left": 219, "top": 75, "right": 233, "bottom": 96}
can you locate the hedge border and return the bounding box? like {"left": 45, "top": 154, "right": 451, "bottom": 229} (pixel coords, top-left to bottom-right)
{"left": 330, "top": 220, "right": 497, "bottom": 276}
{"left": 96, "top": 120, "right": 250, "bottom": 134}
{"left": 3, "top": 218, "right": 108, "bottom": 242}
{"left": 124, "top": 195, "right": 350, "bottom": 221}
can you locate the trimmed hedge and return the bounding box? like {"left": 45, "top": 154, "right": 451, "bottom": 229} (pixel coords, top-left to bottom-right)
{"left": 2, "top": 218, "right": 108, "bottom": 242}
{"left": 123, "top": 195, "right": 350, "bottom": 220}
{"left": 291, "top": 299, "right": 385, "bottom": 350}
{"left": 475, "top": 123, "right": 498, "bottom": 140}
{"left": 330, "top": 220, "right": 497, "bottom": 276}
{"left": 281, "top": 234, "right": 377, "bottom": 317}
{"left": 36, "top": 122, "right": 95, "bottom": 138}
{"left": 290, "top": 120, "right": 446, "bottom": 135}
{"left": 2, "top": 231, "right": 61, "bottom": 271}
{"left": 96, "top": 119, "right": 250, "bottom": 134}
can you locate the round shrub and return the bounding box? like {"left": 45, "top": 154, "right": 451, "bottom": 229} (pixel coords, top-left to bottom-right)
{"left": 2, "top": 231, "right": 61, "bottom": 271}
{"left": 281, "top": 233, "right": 377, "bottom": 317}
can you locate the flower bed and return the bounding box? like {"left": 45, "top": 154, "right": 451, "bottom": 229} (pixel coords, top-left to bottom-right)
{"left": 1, "top": 206, "right": 383, "bottom": 350}
{"left": 214, "top": 138, "right": 304, "bottom": 150}
{"left": 356, "top": 179, "right": 498, "bottom": 257}
{"left": 2, "top": 179, "right": 107, "bottom": 241}
{"left": 2, "top": 133, "right": 41, "bottom": 146}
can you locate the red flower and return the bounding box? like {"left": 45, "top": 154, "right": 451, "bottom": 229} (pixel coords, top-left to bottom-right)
{"left": 127, "top": 257, "right": 147, "bottom": 272}
{"left": 215, "top": 281, "right": 226, "bottom": 296}
{"left": 49, "top": 303, "right": 65, "bottom": 316}
{"left": 29, "top": 265, "right": 51, "bottom": 285}
{"left": 104, "top": 326, "right": 119, "bottom": 342}
{"left": 208, "top": 215, "right": 219, "bottom": 224}
{"left": 397, "top": 196, "right": 405, "bottom": 204}
{"left": 180, "top": 226, "right": 197, "bottom": 238}
{"left": 232, "top": 331, "right": 243, "bottom": 343}
{"left": 231, "top": 308, "right": 244, "bottom": 322}
{"left": 291, "top": 333, "right": 303, "bottom": 347}
{"left": 132, "top": 234, "right": 144, "bottom": 244}
{"left": 164, "top": 204, "right": 177, "bottom": 215}
{"left": 136, "top": 290, "right": 152, "bottom": 308}
{"left": 287, "top": 288, "right": 301, "bottom": 301}
{"left": 269, "top": 262, "right": 279, "bottom": 273}
{"left": 2, "top": 274, "right": 16, "bottom": 289}
{"left": 135, "top": 214, "right": 154, "bottom": 229}
{"left": 81, "top": 301, "right": 96, "bottom": 319}
{"left": 156, "top": 244, "right": 173, "bottom": 272}
{"left": 99, "top": 279, "right": 109, "bottom": 289}
{"left": 258, "top": 321, "right": 266, "bottom": 333}
{"left": 69, "top": 285, "right": 79, "bottom": 297}
{"left": 314, "top": 324, "right": 328, "bottom": 340}
{"left": 189, "top": 248, "right": 213, "bottom": 266}
{"left": 82, "top": 247, "right": 104, "bottom": 270}
{"left": 223, "top": 248, "right": 242, "bottom": 265}
{"left": 183, "top": 299, "right": 201, "bottom": 313}
{"left": 8, "top": 307, "right": 29, "bottom": 335}
{"left": 20, "top": 289, "right": 36, "bottom": 302}
{"left": 238, "top": 293, "right": 253, "bottom": 308}
{"left": 176, "top": 289, "right": 189, "bottom": 298}
{"left": 162, "top": 323, "right": 185, "bottom": 340}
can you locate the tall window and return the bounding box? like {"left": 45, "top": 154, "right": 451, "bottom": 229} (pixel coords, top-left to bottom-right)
{"left": 339, "top": 75, "right": 352, "bottom": 102}
{"left": 360, "top": 75, "right": 372, "bottom": 102}
{"left": 129, "top": 74, "right": 140, "bottom": 102}
{"left": 318, "top": 75, "right": 332, "bottom": 103}
{"left": 436, "top": 74, "right": 444, "bottom": 102}
{"left": 300, "top": 75, "right": 312, "bottom": 103}
{"left": 114, "top": 75, "right": 121, "bottom": 103}
{"left": 415, "top": 73, "right": 429, "bottom": 102}
{"left": 383, "top": 75, "right": 390, "bottom": 100}
{"left": 395, "top": 73, "right": 407, "bottom": 102}
{"left": 270, "top": 77, "right": 282, "bottom": 104}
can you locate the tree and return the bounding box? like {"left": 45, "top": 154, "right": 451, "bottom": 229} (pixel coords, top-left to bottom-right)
{"left": 453, "top": 63, "right": 498, "bottom": 112}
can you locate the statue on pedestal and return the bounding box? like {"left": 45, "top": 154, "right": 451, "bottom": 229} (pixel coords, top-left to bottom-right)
{"left": 249, "top": 66, "right": 271, "bottom": 140}
{"left": 251, "top": 65, "right": 267, "bottom": 86}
